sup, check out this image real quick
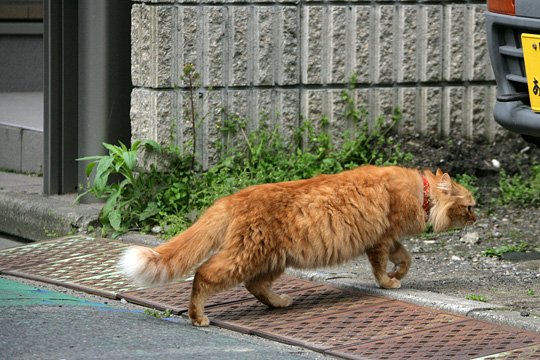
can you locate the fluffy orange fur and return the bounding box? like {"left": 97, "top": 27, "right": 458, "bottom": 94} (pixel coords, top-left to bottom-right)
{"left": 119, "top": 165, "right": 476, "bottom": 326}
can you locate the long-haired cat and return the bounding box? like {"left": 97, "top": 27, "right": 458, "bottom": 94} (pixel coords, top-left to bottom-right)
{"left": 120, "top": 165, "right": 476, "bottom": 326}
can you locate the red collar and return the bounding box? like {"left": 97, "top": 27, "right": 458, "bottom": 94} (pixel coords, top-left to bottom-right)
{"left": 422, "top": 176, "right": 430, "bottom": 220}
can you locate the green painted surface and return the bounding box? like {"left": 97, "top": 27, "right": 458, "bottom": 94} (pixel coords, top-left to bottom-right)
{"left": 0, "top": 278, "right": 107, "bottom": 307}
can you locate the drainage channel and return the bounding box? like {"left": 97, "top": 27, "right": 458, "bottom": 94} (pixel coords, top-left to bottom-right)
{"left": 1, "top": 236, "right": 540, "bottom": 359}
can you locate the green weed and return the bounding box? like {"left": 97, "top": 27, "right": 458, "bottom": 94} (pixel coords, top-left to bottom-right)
{"left": 144, "top": 309, "right": 173, "bottom": 318}
{"left": 482, "top": 242, "right": 529, "bottom": 258}
{"left": 465, "top": 294, "right": 487, "bottom": 302}
{"left": 498, "top": 166, "right": 540, "bottom": 207}
{"left": 527, "top": 289, "right": 536, "bottom": 296}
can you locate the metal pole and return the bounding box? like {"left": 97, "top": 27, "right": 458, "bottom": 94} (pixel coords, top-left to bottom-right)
{"left": 43, "top": 0, "right": 79, "bottom": 195}
{"left": 77, "top": 0, "right": 131, "bottom": 201}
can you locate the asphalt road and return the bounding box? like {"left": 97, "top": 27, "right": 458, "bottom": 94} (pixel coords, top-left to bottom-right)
{"left": 0, "top": 276, "right": 324, "bottom": 359}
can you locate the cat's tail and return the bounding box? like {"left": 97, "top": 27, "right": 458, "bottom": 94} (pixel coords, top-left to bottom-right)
{"left": 118, "top": 201, "right": 230, "bottom": 286}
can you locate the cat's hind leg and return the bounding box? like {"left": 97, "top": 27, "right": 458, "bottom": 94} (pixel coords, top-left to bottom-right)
{"left": 388, "top": 239, "right": 411, "bottom": 280}
{"left": 244, "top": 271, "right": 293, "bottom": 308}
{"left": 366, "top": 241, "right": 401, "bottom": 289}
{"left": 188, "top": 252, "right": 245, "bottom": 327}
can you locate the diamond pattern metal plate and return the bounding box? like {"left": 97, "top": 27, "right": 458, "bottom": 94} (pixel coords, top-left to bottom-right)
{"left": 327, "top": 320, "right": 540, "bottom": 360}
{"left": 206, "top": 285, "right": 390, "bottom": 333}
{"left": 0, "top": 236, "right": 97, "bottom": 271}
{"left": 118, "top": 276, "right": 319, "bottom": 314}
{"left": 1, "top": 237, "right": 138, "bottom": 298}
{"left": 249, "top": 300, "right": 463, "bottom": 351}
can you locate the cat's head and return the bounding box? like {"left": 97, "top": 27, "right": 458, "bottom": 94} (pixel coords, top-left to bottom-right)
{"left": 425, "top": 169, "right": 477, "bottom": 232}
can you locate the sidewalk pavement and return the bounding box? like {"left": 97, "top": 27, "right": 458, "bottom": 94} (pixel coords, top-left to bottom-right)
{"left": 0, "top": 171, "right": 539, "bottom": 354}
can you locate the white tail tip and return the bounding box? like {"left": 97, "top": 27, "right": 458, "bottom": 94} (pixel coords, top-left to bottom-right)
{"left": 118, "top": 246, "right": 169, "bottom": 286}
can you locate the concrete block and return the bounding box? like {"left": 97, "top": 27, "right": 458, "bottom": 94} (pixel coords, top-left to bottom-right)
{"left": 155, "top": 6, "right": 174, "bottom": 87}
{"left": 354, "top": 6, "right": 371, "bottom": 84}
{"left": 424, "top": 87, "right": 442, "bottom": 136}
{"left": 446, "top": 86, "right": 465, "bottom": 138}
{"left": 444, "top": 5, "right": 466, "bottom": 81}
{"left": 399, "top": 5, "right": 418, "bottom": 83}
{"left": 306, "top": 6, "right": 323, "bottom": 84}
{"left": 256, "top": 7, "right": 274, "bottom": 85}
{"left": 331, "top": 6, "right": 348, "bottom": 84}
{"left": 420, "top": 5, "right": 443, "bottom": 82}
{"left": 472, "top": 85, "right": 487, "bottom": 137}
{"left": 397, "top": 87, "right": 417, "bottom": 134}
{"left": 280, "top": 6, "right": 299, "bottom": 85}
{"left": 231, "top": 7, "right": 249, "bottom": 86}
{"left": 130, "top": 5, "right": 175, "bottom": 88}
{"left": 377, "top": 5, "right": 395, "bottom": 83}
{"left": 207, "top": 6, "right": 226, "bottom": 88}
{"left": 330, "top": 89, "right": 348, "bottom": 145}
{"left": 473, "top": 5, "right": 493, "bottom": 81}
{"left": 131, "top": 4, "right": 150, "bottom": 87}
{"left": 21, "top": 129, "right": 43, "bottom": 174}
{"left": 180, "top": 6, "right": 200, "bottom": 83}
{"left": 0, "top": 125, "right": 21, "bottom": 172}
{"left": 278, "top": 89, "right": 300, "bottom": 142}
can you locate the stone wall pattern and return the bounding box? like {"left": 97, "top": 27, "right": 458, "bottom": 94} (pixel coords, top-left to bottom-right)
{"left": 131, "top": 0, "right": 497, "bottom": 168}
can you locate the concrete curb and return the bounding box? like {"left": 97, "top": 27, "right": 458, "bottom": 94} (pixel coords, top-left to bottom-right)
{"left": 0, "top": 190, "right": 100, "bottom": 241}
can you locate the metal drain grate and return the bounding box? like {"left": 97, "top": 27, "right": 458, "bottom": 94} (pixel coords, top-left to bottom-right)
{"left": 248, "top": 300, "right": 464, "bottom": 352}
{"left": 0, "top": 236, "right": 93, "bottom": 271}
{"left": 326, "top": 320, "right": 540, "bottom": 360}
{"left": 118, "top": 276, "right": 319, "bottom": 314}
{"left": 472, "top": 344, "right": 540, "bottom": 360}
{"left": 207, "top": 285, "right": 390, "bottom": 333}
{"left": 2, "top": 239, "right": 138, "bottom": 298}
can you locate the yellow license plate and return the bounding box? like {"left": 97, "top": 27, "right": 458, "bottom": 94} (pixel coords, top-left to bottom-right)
{"left": 522, "top": 33, "right": 540, "bottom": 112}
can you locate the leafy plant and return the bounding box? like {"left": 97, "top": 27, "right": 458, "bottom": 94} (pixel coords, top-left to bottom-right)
{"left": 144, "top": 309, "right": 173, "bottom": 318}
{"left": 466, "top": 294, "right": 487, "bottom": 302}
{"left": 527, "top": 289, "right": 536, "bottom": 296}
{"left": 482, "top": 242, "right": 529, "bottom": 258}
{"left": 76, "top": 140, "right": 165, "bottom": 236}
{"left": 498, "top": 166, "right": 540, "bottom": 207}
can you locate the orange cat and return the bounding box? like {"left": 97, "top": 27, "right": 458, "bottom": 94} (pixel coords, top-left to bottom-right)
{"left": 120, "top": 165, "right": 476, "bottom": 326}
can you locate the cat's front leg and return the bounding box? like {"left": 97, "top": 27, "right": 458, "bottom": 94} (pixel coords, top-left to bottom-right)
{"left": 387, "top": 239, "right": 411, "bottom": 280}
{"left": 366, "top": 243, "right": 401, "bottom": 289}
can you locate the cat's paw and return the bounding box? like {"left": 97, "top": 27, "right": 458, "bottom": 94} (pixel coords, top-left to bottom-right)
{"left": 274, "top": 294, "right": 293, "bottom": 308}
{"left": 379, "top": 277, "right": 401, "bottom": 289}
{"left": 388, "top": 270, "right": 404, "bottom": 280}
{"left": 191, "top": 315, "right": 210, "bottom": 327}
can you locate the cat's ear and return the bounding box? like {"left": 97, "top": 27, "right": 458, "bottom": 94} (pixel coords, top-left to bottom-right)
{"left": 436, "top": 173, "right": 452, "bottom": 195}
{"left": 436, "top": 168, "right": 444, "bottom": 177}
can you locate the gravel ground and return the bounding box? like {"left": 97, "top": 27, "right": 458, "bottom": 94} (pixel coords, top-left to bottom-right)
{"left": 294, "top": 134, "right": 540, "bottom": 318}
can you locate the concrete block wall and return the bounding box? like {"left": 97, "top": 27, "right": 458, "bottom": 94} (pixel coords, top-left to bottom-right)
{"left": 131, "top": 0, "right": 496, "bottom": 168}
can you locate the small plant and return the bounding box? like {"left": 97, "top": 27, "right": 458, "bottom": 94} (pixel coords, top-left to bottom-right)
{"left": 498, "top": 166, "right": 540, "bottom": 207}
{"left": 144, "top": 309, "right": 173, "bottom": 318}
{"left": 482, "top": 242, "right": 529, "bottom": 258}
{"left": 527, "top": 289, "right": 536, "bottom": 296}
{"left": 466, "top": 294, "right": 487, "bottom": 302}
